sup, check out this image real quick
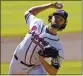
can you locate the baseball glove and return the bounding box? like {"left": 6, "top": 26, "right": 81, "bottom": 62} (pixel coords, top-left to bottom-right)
{"left": 38, "top": 45, "right": 59, "bottom": 58}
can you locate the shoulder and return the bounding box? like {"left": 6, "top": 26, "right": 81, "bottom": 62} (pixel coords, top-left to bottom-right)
{"left": 34, "top": 19, "right": 45, "bottom": 33}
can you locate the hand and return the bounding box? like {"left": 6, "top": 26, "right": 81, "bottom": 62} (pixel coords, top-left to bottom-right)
{"left": 38, "top": 45, "right": 59, "bottom": 58}
{"left": 51, "top": 2, "right": 63, "bottom": 9}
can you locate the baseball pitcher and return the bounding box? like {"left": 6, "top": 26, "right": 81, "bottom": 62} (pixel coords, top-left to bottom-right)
{"left": 8, "top": 2, "right": 68, "bottom": 75}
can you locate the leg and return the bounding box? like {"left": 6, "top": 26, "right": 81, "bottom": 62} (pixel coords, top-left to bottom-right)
{"left": 8, "top": 56, "right": 32, "bottom": 75}
{"left": 28, "top": 64, "right": 47, "bottom": 75}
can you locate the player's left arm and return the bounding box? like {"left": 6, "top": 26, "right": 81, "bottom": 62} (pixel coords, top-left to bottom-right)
{"left": 38, "top": 44, "right": 62, "bottom": 75}
{"left": 39, "top": 55, "right": 58, "bottom": 75}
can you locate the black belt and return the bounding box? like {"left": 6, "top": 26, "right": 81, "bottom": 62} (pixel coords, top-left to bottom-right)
{"left": 14, "top": 54, "right": 35, "bottom": 67}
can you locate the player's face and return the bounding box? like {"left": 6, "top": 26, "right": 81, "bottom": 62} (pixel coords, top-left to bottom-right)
{"left": 51, "top": 15, "right": 65, "bottom": 29}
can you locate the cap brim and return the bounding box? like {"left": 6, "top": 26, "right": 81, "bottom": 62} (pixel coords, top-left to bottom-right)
{"left": 53, "top": 13, "right": 66, "bottom": 20}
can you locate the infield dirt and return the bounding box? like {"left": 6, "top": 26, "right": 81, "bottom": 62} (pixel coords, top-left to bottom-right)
{"left": 1, "top": 32, "right": 81, "bottom": 63}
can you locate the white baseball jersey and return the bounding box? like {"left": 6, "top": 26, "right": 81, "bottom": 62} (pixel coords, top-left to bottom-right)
{"left": 13, "top": 12, "right": 64, "bottom": 66}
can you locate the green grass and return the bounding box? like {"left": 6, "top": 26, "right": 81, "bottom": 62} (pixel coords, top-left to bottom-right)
{"left": 1, "top": 60, "right": 82, "bottom": 75}
{"left": 1, "top": 1, "right": 82, "bottom": 36}
{"left": 57, "top": 60, "right": 82, "bottom": 74}
{"left": 1, "top": 63, "right": 9, "bottom": 74}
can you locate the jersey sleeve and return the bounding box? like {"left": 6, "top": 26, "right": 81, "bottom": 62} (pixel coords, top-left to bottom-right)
{"left": 52, "top": 41, "right": 64, "bottom": 66}
{"left": 24, "top": 12, "right": 43, "bottom": 30}
{"left": 57, "top": 41, "right": 64, "bottom": 59}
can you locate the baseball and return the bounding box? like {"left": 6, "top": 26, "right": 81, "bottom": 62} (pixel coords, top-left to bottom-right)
{"left": 56, "top": 2, "right": 63, "bottom": 8}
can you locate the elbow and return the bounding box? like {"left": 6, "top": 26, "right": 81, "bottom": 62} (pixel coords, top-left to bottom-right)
{"left": 24, "top": 7, "right": 32, "bottom": 16}
{"left": 24, "top": 10, "right": 30, "bottom": 16}
{"left": 24, "top": 7, "right": 37, "bottom": 16}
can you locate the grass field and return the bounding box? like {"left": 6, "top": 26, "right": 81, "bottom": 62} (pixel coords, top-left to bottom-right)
{"left": 1, "top": 1, "right": 82, "bottom": 75}
{"left": 1, "top": 60, "right": 82, "bottom": 75}
{"left": 1, "top": 1, "right": 82, "bottom": 36}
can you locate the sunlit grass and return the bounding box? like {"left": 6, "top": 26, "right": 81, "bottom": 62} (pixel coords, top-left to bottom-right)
{"left": 1, "top": 1, "right": 82, "bottom": 36}
{"left": 1, "top": 60, "right": 82, "bottom": 75}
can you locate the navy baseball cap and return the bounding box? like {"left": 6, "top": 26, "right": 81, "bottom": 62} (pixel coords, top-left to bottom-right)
{"left": 53, "top": 9, "right": 68, "bottom": 20}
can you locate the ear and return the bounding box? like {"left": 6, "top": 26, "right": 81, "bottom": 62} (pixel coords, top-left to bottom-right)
{"left": 51, "top": 16, "right": 55, "bottom": 23}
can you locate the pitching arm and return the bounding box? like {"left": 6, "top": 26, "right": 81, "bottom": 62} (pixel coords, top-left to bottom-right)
{"left": 24, "top": 2, "right": 63, "bottom": 30}
{"left": 24, "top": 2, "right": 63, "bottom": 16}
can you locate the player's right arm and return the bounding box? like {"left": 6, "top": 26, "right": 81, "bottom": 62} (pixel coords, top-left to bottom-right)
{"left": 24, "top": 3, "right": 53, "bottom": 30}
{"left": 24, "top": 2, "right": 63, "bottom": 16}
{"left": 24, "top": 2, "right": 63, "bottom": 29}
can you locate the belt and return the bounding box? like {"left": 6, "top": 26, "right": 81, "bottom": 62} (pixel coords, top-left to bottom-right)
{"left": 14, "top": 54, "right": 35, "bottom": 67}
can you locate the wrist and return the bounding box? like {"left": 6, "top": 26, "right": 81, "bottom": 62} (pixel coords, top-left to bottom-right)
{"left": 41, "top": 3, "right": 53, "bottom": 8}
{"left": 47, "top": 3, "right": 53, "bottom": 8}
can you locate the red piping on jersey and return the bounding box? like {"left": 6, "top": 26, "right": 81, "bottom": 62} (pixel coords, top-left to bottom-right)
{"left": 43, "top": 37, "right": 59, "bottom": 41}
{"left": 24, "top": 25, "right": 45, "bottom": 65}
{"left": 24, "top": 41, "right": 33, "bottom": 63}
{"left": 25, "top": 13, "right": 31, "bottom": 24}
{"left": 29, "top": 44, "right": 38, "bottom": 65}
{"left": 29, "top": 25, "right": 45, "bottom": 65}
